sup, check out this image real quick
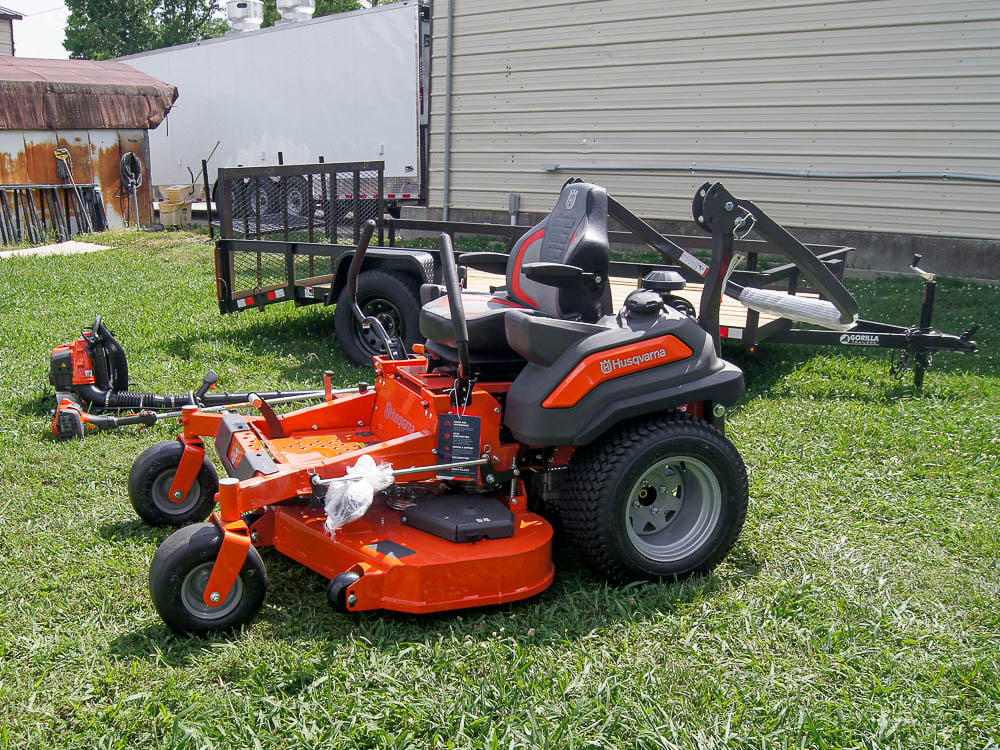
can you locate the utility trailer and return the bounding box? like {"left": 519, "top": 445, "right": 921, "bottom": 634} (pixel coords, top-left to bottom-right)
{"left": 211, "top": 167, "right": 977, "bottom": 386}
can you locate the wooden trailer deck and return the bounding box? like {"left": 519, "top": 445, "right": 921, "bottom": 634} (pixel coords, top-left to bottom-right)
{"left": 464, "top": 268, "right": 821, "bottom": 342}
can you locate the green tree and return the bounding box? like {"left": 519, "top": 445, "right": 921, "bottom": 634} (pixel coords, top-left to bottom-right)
{"left": 157, "top": 0, "right": 229, "bottom": 49}
{"left": 64, "top": 0, "right": 226, "bottom": 59}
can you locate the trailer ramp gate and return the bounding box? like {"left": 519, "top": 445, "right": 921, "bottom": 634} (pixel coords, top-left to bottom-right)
{"left": 216, "top": 161, "right": 388, "bottom": 312}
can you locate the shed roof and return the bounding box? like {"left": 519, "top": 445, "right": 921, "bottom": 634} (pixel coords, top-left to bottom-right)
{"left": 0, "top": 57, "right": 177, "bottom": 130}
{"left": 0, "top": 5, "right": 21, "bottom": 20}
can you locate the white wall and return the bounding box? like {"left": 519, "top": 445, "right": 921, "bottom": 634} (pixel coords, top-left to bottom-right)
{"left": 123, "top": 3, "right": 422, "bottom": 188}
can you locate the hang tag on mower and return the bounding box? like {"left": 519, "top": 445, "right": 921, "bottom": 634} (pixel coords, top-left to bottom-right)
{"left": 436, "top": 413, "right": 481, "bottom": 480}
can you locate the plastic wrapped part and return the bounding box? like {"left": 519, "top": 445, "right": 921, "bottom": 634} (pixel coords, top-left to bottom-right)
{"left": 737, "top": 287, "right": 857, "bottom": 331}
{"left": 323, "top": 455, "right": 395, "bottom": 537}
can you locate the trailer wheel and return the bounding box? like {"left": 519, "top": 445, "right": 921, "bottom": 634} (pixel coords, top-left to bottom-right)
{"left": 128, "top": 440, "right": 218, "bottom": 526}
{"left": 244, "top": 178, "right": 275, "bottom": 217}
{"left": 150, "top": 523, "right": 267, "bottom": 635}
{"left": 561, "top": 414, "right": 748, "bottom": 583}
{"left": 334, "top": 270, "right": 421, "bottom": 366}
{"left": 282, "top": 176, "right": 309, "bottom": 217}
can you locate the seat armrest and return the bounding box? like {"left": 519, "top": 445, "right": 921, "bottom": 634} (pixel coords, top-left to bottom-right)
{"left": 458, "top": 252, "right": 508, "bottom": 275}
{"left": 522, "top": 262, "right": 599, "bottom": 290}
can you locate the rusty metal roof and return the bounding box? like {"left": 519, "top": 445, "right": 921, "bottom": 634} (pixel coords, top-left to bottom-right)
{"left": 0, "top": 57, "right": 177, "bottom": 130}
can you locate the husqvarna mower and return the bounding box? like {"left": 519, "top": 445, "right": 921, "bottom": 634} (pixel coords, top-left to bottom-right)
{"left": 142, "top": 181, "right": 869, "bottom": 635}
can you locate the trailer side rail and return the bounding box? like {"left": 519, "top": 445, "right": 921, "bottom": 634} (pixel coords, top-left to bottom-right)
{"left": 218, "top": 161, "right": 386, "bottom": 245}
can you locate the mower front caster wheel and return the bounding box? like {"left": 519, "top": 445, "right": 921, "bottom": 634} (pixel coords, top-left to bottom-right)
{"left": 562, "top": 414, "right": 748, "bottom": 584}
{"left": 150, "top": 523, "right": 267, "bottom": 635}
{"left": 128, "top": 440, "right": 219, "bottom": 526}
{"left": 327, "top": 571, "right": 362, "bottom": 613}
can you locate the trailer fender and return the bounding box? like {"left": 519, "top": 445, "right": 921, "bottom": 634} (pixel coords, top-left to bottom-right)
{"left": 325, "top": 247, "right": 435, "bottom": 303}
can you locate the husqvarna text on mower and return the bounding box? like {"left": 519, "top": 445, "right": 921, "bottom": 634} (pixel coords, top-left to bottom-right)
{"left": 147, "top": 182, "right": 754, "bottom": 635}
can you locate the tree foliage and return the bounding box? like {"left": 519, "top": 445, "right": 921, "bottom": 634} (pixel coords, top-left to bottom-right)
{"left": 65, "top": 0, "right": 227, "bottom": 59}
{"left": 65, "top": 0, "right": 393, "bottom": 59}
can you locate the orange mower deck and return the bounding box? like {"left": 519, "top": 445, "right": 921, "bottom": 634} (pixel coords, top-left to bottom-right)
{"left": 182, "top": 354, "right": 557, "bottom": 615}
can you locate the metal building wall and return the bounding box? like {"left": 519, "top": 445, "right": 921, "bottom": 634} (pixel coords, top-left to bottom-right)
{"left": 0, "top": 19, "right": 12, "bottom": 56}
{"left": 0, "top": 129, "right": 154, "bottom": 228}
{"left": 428, "top": 0, "right": 1000, "bottom": 241}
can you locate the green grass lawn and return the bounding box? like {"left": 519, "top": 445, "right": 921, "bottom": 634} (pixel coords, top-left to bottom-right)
{"left": 1, "top": 230, "right": 998, "bottom": 748}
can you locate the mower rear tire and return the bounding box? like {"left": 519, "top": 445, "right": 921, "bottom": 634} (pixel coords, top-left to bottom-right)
{"left": 128, "top": 440, "right": 219, "bottom": 526}
{"left": 334, "top": 270, "right": 421, "bottom": 366}
{"left": 150, "top": 522, "right": 267, "bottom": 635}
{"left": 561, "top": 414, "right": 748, "bottom": 584}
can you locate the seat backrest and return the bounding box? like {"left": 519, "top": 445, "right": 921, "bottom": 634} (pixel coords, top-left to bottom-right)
{"left": 504, "top": 182, "right": 611, "bottom": 322}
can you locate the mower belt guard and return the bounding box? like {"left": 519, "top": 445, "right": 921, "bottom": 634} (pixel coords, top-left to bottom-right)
{"left": 400, "top": 495, "right": 515, "bottom": 543}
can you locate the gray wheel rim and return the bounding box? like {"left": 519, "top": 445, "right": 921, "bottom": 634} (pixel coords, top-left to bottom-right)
{"left": 625, "top": 455, "right": 722, "bottom": 563}
{"left": 152, "top": 470, "right": 202, "bottom": 517}
{"left": 180, "top": 562, "right": 244, "bottom": 621}
{"left": 286, "top": 185, "right": 306, "bottom": 216}
{"left": 358, "top": 298, "right": 402, "bottom": 353}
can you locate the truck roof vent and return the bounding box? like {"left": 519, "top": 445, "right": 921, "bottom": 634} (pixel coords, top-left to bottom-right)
{"left": 277, "top": 0, "right": 315, "bottom": 23}
{"left": 226, "top": 0, "right": 264, "bottom": 33}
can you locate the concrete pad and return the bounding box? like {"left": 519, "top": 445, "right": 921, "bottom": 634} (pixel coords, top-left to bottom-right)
{"left": 0, "top": 240, "right": 111, "bottom": 260}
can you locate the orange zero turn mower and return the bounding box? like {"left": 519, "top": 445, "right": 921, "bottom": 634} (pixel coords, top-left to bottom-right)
{"left": 138, "top": 181, "right": 754, "bottom": 635}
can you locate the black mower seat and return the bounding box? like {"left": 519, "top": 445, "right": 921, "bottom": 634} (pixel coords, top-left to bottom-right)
{"left": 419, "top": 181, "right": 612, "bottom": 365}
{"left": 505, "top": 309, "right": 607, "bottom": 368}
{"left": 419, "top": 291, "right": 524, "bottom": 351}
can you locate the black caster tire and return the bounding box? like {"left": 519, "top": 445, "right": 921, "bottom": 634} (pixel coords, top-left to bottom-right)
{"left": 327, "top": 571, "right": 362, "bottom": 613}
{"left": 149, "top": 523, "right": 267, "bottom": 635}
{"left": 561, "top": 414, "right": 748, "bottom": 584}
{"left": 333, "top": 270, "right": 421, "bottom": 366}
{"left": 128, "top": 440, "right": 219, "bottom": 526}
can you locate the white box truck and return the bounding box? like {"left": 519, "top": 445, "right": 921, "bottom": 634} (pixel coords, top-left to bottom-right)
{"left": 122, "top": 1, "right": 430, "bottom": 208}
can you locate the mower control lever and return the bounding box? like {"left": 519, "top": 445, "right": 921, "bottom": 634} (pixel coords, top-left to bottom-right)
{"left": 438, "top": 233, "right": 472, "bottom": 385}
{"left": 346, "top": 220, "right": 406, "bottom": 359}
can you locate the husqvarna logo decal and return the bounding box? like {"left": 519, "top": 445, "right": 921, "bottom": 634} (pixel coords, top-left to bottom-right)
{"left": 565, "top": 189, "right": 579, "bottom": 210}
{"left": 543, "top": 336, "right": 695, "bottom": 409}
{"left": 384, "top": 401, "right": 415, "bottom": 433}
{"left": 599, "top": 349, "right": 669, "bottom": 375}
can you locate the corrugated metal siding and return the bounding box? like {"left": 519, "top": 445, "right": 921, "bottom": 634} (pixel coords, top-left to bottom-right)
{"left": 0, "top": 128, "right": 154, "bottom": 229}
{"left": 0, "top": 58, "right": 177, "bottom": 130}
{"left": 0, "top": 21, "right": 12, "bottom": 56}
{"left": 429, "top": 0, "right": 1000, "bottom": 239}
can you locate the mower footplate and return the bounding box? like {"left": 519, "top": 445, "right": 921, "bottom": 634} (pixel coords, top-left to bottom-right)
{"left": 263, "top": 496, "right": 554, "bottom": 614}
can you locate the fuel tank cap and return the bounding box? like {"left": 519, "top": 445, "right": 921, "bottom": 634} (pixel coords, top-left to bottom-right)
{"left": 624, "top": 289, "right": 664, "bottom": 316}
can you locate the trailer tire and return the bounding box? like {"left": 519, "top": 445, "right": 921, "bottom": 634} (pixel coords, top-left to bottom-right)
{"left": 334, "top": 270, "right": 421, "bottom": 366}
{"left": 282, "top": 176, "right": 309, "bottom": 217}
{"left": 245, "top": 178, "right": 275, "bottom": 217}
